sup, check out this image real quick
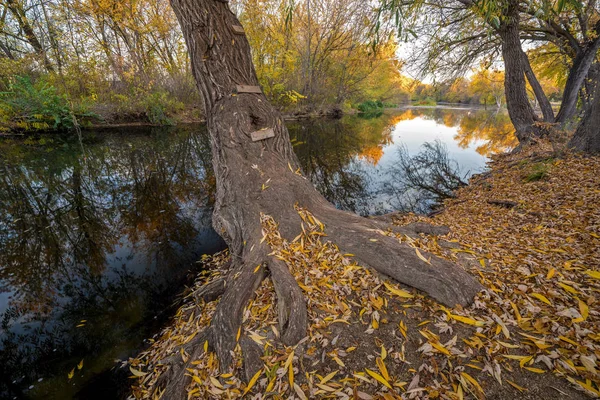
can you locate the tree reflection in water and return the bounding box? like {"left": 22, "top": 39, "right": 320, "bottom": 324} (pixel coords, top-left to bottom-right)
{"left": 379, "top": 107, "right": 516, "bottom": 213}
{"left": 0, "top": 107, "right": 514, "bottom": 399}
{"left": 288, "top": 114, "right": 395, "bottom": 215}
{"left": 290, "top": 107, "right": 515, "bottom": 215}
{"left": 0, "top": 125, "right": 223, "bottom": 399}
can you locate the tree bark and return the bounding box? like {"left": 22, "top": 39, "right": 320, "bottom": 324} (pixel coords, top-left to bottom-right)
{"left": 521, "top": 50, "right": 554, "bottom": 122}
{"left": 556, "top": 26, "right": 600, "bottom": 125}
{"left": 498, "top": 0, "right": 540, "bottom": 143}
{"left": 568, "top": 84, "right": 600, "bottom": 153}
{"left": 5, "top": 0, "right": 54, "bottom": 72}
{"left": 166, "top": 0, "right": 482, "bottom": 392}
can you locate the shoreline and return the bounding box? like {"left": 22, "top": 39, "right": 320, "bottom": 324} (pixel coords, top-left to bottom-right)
{"left": 0, "top": 104, "right": 505, "bottom": 137}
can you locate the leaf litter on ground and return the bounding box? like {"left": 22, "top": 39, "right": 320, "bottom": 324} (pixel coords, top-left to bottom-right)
{"left": 129, "top": 145, "right": 599, "bottom": 399}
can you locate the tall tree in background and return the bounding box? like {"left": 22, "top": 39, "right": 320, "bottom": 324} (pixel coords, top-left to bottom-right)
{"left": 378, "top": 0, "right": 600, "bottom": 146}
{"left": 164, "top": 0, "right": 481, "bottom": 395}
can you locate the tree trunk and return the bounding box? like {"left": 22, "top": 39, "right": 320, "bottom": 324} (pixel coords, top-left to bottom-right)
{"left": 498, "top": 0, "right": 540, "bottom": 143}
{"left": 568, "top": 84, "right": 600, "bottom": 153}
{"left": 165, "top": 0, "right": 482, "bottom": 395}
{"left": 556, "top": 33, "right": 600, "bottom": 125}
{"left": 5, "top": 0, "right": 54, "bottom": 72}
{"left": 521, "top": 50, "right": 554, "bottom": 122}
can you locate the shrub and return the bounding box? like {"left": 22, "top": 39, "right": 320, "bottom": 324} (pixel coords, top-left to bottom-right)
{"left": 0, "top": 76, "right": 93, "bottom": 131}
{"left": 413, "top": 97, "right": 437, "bottom": 106}
{"left": 357, "top": 100, "right": 383, "bottom": 113}
{"left": 142, "top": 91, "right": 184, "bottom": 126}
{"left": 524, "top": 161, "right": 552, "bottom": 182}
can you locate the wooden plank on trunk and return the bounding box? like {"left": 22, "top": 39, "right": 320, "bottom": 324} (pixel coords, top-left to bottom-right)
{"left": 236, "top": 85, "right": 262, "bottom": 94}
{"left": 251, "top": 128, "right": 275, "bottom": 142}
{"left": 232, "top": 25, "right": 245, "bottom": 35}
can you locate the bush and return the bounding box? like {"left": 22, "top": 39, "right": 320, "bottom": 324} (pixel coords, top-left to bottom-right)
{"left": 143, "top": 91, "right": 184, "bottom": 125}
{"left": 413, "top": 97, "right": 437, "bottom": 106}
{"left": 0, "top": 76, "right": 93, "bottom": 131}
{"left": 524, "top": 161, "right": 551, "bottom": 182}
{"left": 357, "top": 100, "right": 384, "bottom": 113}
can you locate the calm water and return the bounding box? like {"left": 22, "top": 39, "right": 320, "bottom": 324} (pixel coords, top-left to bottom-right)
{"left": 0, "top": 107, "right": 515, "bottom": 399}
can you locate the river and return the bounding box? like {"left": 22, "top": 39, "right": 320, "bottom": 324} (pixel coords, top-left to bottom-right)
{"left": 0, "top": 107, "right": 515, "bottom": 399}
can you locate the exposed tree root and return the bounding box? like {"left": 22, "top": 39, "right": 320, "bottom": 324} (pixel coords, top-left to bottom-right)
{"left": 155, "top": 331, "right": 208, "bottom": 400}
{"left": 210, "top": 255, "right": 267, "bottom": 371}
{"left": 268, "top": 257, "right": 308, "bottom": 346}
{"left": 192, "top": 277, "right": 227, "bottom": 303}
{"left": 318, "top": 208, "right": 483, "bottom": 307}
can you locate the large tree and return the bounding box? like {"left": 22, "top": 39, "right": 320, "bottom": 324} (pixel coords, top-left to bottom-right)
{"left": 161, "top": 0, "right": 481, "bottom": 395}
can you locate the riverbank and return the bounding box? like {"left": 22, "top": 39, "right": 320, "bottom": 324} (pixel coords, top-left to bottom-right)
{"left": 128, "top": 143, "right": 600, "bottom": 399}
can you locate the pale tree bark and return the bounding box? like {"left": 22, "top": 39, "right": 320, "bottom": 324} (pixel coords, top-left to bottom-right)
{"left": 162, "top": 0, "right": 482, "bottom": 396}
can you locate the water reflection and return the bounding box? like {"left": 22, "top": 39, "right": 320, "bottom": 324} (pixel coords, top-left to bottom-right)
{"left": 290, "top": 107, "right": 515, "bottom": 215}
{"left": 0, "top": 107, "right": 514, "bottom": 399}
{"left": 394, "top": 107, "right": 518, "bottom": 155}
{"left": 0, "top": 125, "right": 224, "bottom": 399}
{"left": 288, "top": 114, "right": 395, "bottom": 213}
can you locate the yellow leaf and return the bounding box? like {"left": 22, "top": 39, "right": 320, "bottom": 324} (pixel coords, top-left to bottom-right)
{"left": 365, "top": 368, "right": 392, "bottom": 389}
{"left": 383, "top": 282, "right": 414, "bottom": 298}
{"left": 503, "top": 355, "right": 529, "bottom": 361}
{"left": 559, "top": 335, "right": 579, "bottom": 347}
{"left": 376, "top": 357, "right": 390, "bottom": 381}
{"left": 253, "top": 264, "right": 261, "bottom": 273}
{"left": 332, "top": 356, "right": 345, "bottom": 367}
{"left": 449, "top": 314, "right": 485, "bottom": 327}
{"left": 289, "top": 360, "right": 294, "bottom": 388}
{"left": 557, "top": 282, "right": 578, "bottom": 294}
{"left": 129, "top": 366, "right": 147, "bottom": 377}
{"left": 68, "top": 368, "right": 75, "bottom": 380}
{"left": 524, "top": 367, "right": 545, "bottom": 374}
{"left": 236, "top": 327, "right": 241, "bottom": 342}
{"left": 320, "top": 370, "right": 338, "bottom": 385}
{"left": 265, "top": 377, "right": 275, "bottom": 392}
{"left": 497, "top": 341, "right": 519, "bottom": 349}
{"left": 431, "top": 341, "right": 451, "bottom": 356}
{"left": 460, "top": 372, "right": 484, "bottom": 394}
{"left": 530, "top": 293, "right": 551, "bottom": 305}
{"left": 520, "top": 356, "right": 533, "bottom": 368}
{"left": 415, "top": 247, "right": 431, "bottom": 265}
{"left": 242, "top": 369, "right": 262, "bottom": 396}
{"left": 574, "top": 299, "right": 589, "bottom": 323}
{"left": 546, "top": 268, "right": 556, "bottom": 279}
{"left": 457, "top": 383, "right": 464, "bottom": 400}
{"left": 567, "top": 377, "right": 600, "bottom": 396}
{"left": 77, "top": 359, "right": 84, "bottom": 370}
{"left": 509, "top": 301, "right": 522, "bottom": 322}
{"left": 584, "top": 270, "right": 600, "bottom": 279}
{"left": 284, "top": 350, "right": 294, "bottom": 370}
{"left": 506, "top": 379, "right": 527, "bottom": 392}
